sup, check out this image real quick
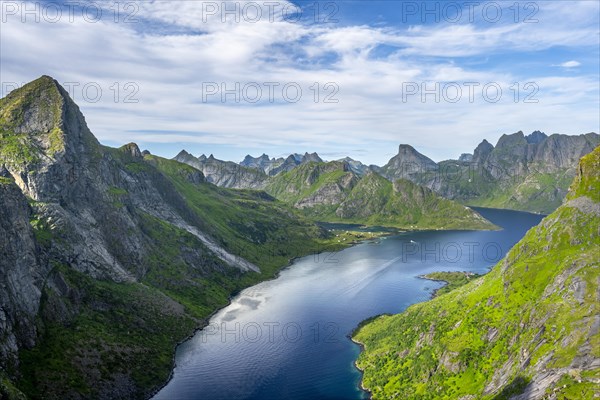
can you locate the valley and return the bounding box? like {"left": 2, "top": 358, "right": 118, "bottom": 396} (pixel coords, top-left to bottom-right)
{"left": 0, "top": 76, "right": 597, "bottom": 400}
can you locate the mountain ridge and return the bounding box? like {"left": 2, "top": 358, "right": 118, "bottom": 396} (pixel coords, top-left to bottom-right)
{"left": 353, "top": 145, "right": 600, "bottom": 399}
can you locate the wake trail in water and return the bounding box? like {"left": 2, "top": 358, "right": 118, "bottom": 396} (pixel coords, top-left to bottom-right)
{"left": 337, "top": 256, "right": 403, "bottom": 297}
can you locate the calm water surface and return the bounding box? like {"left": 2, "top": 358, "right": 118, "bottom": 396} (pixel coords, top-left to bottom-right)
{"left": 154, "top": 208, "right": 544, "bottom": 400}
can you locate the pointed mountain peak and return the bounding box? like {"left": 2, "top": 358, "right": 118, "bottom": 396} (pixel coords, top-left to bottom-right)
{"left": 1, "top": 75, "right": 63, "bottom": 134}
{"left": 208, "top": 154, "right": 215, "bottom": 160}
{"left": 473, "top": 139, "right": 494, "bottom": 162}
{"left": 526, "top": 130, "right": 548, "bottom": 144}
{"left": 175, "top": 149, "right": 191, "bottom": 158}
{"left": 0, "top": 75, "right": 99, "bottom": 166}
{"left": 398, "top": 144, "right": 416, "bottom": 152}
{"left": 496, "top": 131, "right": 527, "bottom": 147}
{"left": 395, "top": 144, "right": 436, "bottom": 166}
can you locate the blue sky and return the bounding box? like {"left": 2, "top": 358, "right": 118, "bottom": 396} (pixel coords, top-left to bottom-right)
{"left": 1, "top": 0, "right": 599, "bottom": 164}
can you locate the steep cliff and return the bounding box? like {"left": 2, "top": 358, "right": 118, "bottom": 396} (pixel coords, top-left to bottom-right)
{"left": 174, "top": 150, "right": 268, "bottom": 189}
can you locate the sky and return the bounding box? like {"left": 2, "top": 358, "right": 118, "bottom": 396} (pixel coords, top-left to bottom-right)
{"left": 1, "top": 0, "right": 599, "bottom": 165}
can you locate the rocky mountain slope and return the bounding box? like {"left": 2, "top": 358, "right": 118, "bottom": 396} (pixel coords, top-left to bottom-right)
{"left": 265, "top": 161, "right": 496, "bottom": 230}
{"left": 240, "top": 152, "right": 323, "bottom": 176}
{"left": 353, "top": 146, "right": 600, "bottom": 399}
{"left": 381, "top": 131, "right": 599, "bottom": 213}
{"left": 0, "top": 76, "right": 337, "bottom": 399}
{"left": 174, "top": 150, "right": 269, "bottom": 189}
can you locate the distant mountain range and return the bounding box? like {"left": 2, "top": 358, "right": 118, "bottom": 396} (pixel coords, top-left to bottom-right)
{"left": 380, "top": 131, "right": 599, "bottom": 213}
{"left": 175, "top": 131, "right": 599, "bottom": 214}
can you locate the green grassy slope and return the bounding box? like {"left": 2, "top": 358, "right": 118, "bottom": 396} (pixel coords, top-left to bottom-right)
{"left": 353, "top": 147, "right": 600, "bottom": 399}
{"left": 266, "top": 162, "right": 496, "bottom": 230}
{"left": 265, "top": 160, "right": 355, "bottom": 203}
{"left": 421, "top": 271, "right": 482, "bottom": 297}
{"left": 335, "top": 174, "right": 496, "bottom": 230}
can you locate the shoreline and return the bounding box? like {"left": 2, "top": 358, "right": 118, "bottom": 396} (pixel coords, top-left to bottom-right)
{"left": 147, "top": 230, "right": 394, "bottom": 399}
{"left": 349, "top": 336, "right": 372, "bottom": 400}
{"left": 150, "top": 234, "right": 483, "bottom": 399}
{"left": 349, "top": 271, "right": 477, "bottom": 398}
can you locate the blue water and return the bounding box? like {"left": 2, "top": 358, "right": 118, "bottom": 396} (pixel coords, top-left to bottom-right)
{"left": 153, "top": 208, "right": 544, "bottom": 400}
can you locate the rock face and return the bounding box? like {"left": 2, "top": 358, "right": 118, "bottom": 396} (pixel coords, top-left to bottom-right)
{"left": 239, "top": 152, "right": 324, "bottom": 177}
{"left": 174, "top": 150, "right": 268, "bottom": 189}
{"left": 380, "top": 144, "right": 438, "bottom": 181}
{"left": 381, "top": 131, "right": 600, "bottom": 213}
{"left": 472, "top": 139, "right": 494, "bottom": 164}
{"left": 337, "top": 157, "right": 372, "bottom": 176}
{"left": 354, "top": 146, "right": 600, "bottom": 399}
{"left": 458, "top": 153, "right": 473, "bottom": 162}
{"left": 0, "top": 76, "right": 329, "bottom": 399}
{"left": 0, "top": 183, "right": 44, "bottom": 373}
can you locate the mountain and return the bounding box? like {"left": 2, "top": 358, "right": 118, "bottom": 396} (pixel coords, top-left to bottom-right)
{"left": 458, "top": 153, "right": 473, "bottom": 162}
{"left": 240, "top": 153, "right": 271, "bottom": 170}
{"left": 337, "top": 156, "right": 372, "bottom": 176}
{"left": 353, "top": 146, "right": 600, "bottom": 399}
{"left": 265, "top": 161, "right": 496, "bottom": 230}
{"left": 381, "top": 131, "right": 599, "bottom": 213}
{"left": 380, "top": 144, "right": 438, "bottom": 181}
{"left": 239, "top": 151, "right": 323, "bottom": 176}
{"left": 174, "top": 150, "right": 268, "bottom": 189}
{"left": 0, "top": 76, "right": 337, "bottom": 399}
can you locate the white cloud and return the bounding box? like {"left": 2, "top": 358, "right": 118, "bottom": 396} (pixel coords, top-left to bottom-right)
{"left": 558, "top": 61, "right": 581, "bottom": 68}
{"left": 0, "top": 1, "right": 598, "bottom": 165}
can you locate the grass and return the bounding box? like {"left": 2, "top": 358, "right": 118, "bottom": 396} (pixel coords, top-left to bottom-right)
{"left": 266, "top": 162, "right": 497, "bottom": 230}
{"left": 352, "top": 147, "right": 600, "bottom": 399}
{"left": 18, "top": 264, "right": 199, "bottom": 400}
{"left": 421, "top": 271, "right": 482, "bottom": 297}
{"left": 0, "top": 76, "right": 65, "bottom": 167}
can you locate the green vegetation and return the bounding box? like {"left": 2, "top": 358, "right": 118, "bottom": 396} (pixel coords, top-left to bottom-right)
{"left": 0, "top": 76, "right": 65, "bottom": 166}
{"left": 265, "top": 161, "right": 354, "bottom": 204}
{"left": 463, "top": 170, "right": 574, "bottom": 214}
{"left": 15, "top": 152, "right": 351, "bottom": 399}
{"left": 18, "top": 264, "right": 199, "bottom": 399}
{"left": 353, "top": 147, "right": 600, "bottom": 399}
{"left": 567, "top": 149, "right": 600, "bottom": 201}
{"left": 145, "top": 155, "right": 342, "bottom": 274}
{"left": 421, "top": 271, "right": 482, "bottom": 297}
{"left": 29, "top": 217, "right": 53, "bottom": 247}
{"left": 0, "top": 370, "right": 27, "bottom": 400}
{"left": 266, "top": 162, "right": 497, "bottom": 230}
{"left": 409, "top": 160, "right": 580, "bottom": 214}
